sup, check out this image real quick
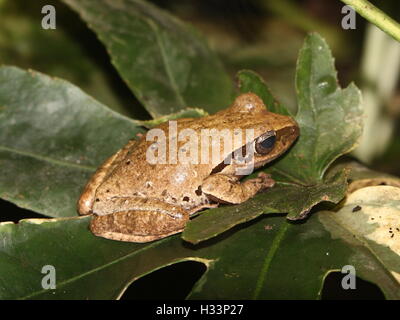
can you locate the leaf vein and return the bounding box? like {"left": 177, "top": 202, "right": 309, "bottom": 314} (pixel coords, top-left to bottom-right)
{"left": 0, "top": 145, "right": 95, "bottom": 172}
{"left": 252, "top": 222, "right": 289, "bottom": 299}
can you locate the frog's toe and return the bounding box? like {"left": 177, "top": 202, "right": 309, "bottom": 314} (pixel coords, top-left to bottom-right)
{"left": 256, "top": 172, "right": 275, "bottom": 189}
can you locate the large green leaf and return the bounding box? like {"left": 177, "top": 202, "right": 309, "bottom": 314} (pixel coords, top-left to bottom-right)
{"left": 1, "top": 205, "right": 398, "bottom": 299}
{"left": 61, "top": 0, "right": 234, "bottom": 117}
{"left": 0, "top": 0, "right": 139, "bottom": 118}
{"left": 0, "top": 66, "right": 144, "bottom": 218}
{"left": 271, "top": 33, "right": 363, "bottom": 184}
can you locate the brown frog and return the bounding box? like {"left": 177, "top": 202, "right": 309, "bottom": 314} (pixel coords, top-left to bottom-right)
{"left": 77, "top": 93, "right": 299, "bottom": 242}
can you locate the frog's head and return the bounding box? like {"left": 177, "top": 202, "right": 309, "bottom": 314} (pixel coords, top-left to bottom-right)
{"left": 221, "top": 92, "right": 300, "bottom": 173}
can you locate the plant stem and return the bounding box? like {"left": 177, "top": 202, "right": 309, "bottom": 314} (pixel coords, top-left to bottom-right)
{"left": 340, "top": 0, "right": 400, "bottom": 42}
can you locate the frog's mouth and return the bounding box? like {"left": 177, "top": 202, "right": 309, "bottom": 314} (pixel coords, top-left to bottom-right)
{"left": 211, "top": 124, "right": 299, "bottom": 175}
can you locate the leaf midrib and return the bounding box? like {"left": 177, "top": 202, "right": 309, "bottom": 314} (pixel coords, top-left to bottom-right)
{"left": 0, "top": 145, "right": 96, "bottom": 172}
{"left": 252, "top": 222, "right": 290, "bottom": 299}
{"left": 147, "top": 18, "right": 186, "bottom": 110}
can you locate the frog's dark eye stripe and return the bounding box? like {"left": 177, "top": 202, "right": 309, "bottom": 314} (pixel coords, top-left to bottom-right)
{"left": 255, "top": 131, "right": 276, "bottom": 154}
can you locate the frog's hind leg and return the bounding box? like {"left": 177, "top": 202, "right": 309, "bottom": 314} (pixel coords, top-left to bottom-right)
{"left": 201, "top": 172, "right": 275, "bottom": 204}
{"left": 90, "top": 208, "right": 188, "bottom": 243}
{"left": 77, "top": 139, "right": 138, "bottom": 216}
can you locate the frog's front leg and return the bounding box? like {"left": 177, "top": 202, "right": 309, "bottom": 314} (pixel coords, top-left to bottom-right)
{"left": 201, "top": 172, "right": 275, "bottom": 204}
{"left": 90, "top": 198, "right": 189, "bottom": 242}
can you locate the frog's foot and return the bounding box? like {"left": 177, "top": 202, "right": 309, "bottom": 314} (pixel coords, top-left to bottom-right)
{"left": 90, "top": 209, "right": 189, "bottom": 243}
{"left": 201, "top": 173, "right": 275, "bottom": 204}
{"left": 256, "top": 172, "right": 275, "bottom": 185}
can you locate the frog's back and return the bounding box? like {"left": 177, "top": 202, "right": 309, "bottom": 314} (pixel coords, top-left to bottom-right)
{"left": 95, "top": 122, "right": 214, "bottom": 210}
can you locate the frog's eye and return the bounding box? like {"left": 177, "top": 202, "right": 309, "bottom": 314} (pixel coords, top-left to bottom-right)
{"left": 255, "top": 132, "right": 276, "bottom": 154}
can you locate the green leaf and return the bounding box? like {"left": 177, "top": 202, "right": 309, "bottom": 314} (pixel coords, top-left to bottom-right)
{"left": 1, "top": 208, "right": 398, "bottom": 299}
{"left": 0, "top": 66, "right": 144, "bottom": 218}
{"left": 0, "top": 2, "right": 138, "bottom": 118}
{"left": 61, "top": 0, "right": 234, "bottom": 118}
{"left": 273, "top": 33, "right": 363, "bottom": 184}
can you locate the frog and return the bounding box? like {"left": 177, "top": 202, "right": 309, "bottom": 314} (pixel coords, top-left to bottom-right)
{"left": 77, "top": 92, "right": 299, "bottom": 242}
